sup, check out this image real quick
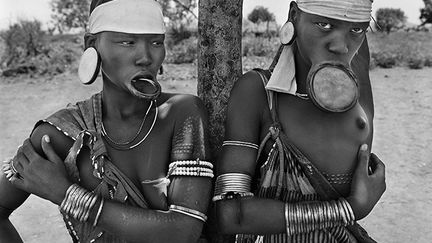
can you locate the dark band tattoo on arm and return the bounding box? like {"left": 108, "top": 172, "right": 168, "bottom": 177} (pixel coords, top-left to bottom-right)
{"left": 171, "top": 116, "right": 208, "bottom": 161}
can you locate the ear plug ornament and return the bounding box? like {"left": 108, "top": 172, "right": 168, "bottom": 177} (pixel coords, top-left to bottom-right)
{"left": 279, "top": 21, "right": 295, "bottom": 45}
{"left": 78, "top": 47, "right": 101, "bottom": 85}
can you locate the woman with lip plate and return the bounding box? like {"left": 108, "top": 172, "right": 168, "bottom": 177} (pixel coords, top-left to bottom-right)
{"left": 0, "top": 0, "right": 212, "bottom": 242}
{"left": 214, "top": 0, "right": 386, "bottom": 242}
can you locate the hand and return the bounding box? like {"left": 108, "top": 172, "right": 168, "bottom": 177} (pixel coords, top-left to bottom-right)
{"left": 9, "top": 136, "right": 72, "bottom": 205}
{"left": 347, "top": 144, "right": 386, "bottom": 220}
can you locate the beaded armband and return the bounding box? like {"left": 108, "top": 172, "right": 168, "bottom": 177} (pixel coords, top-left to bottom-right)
{"left": 284, "top": 198, "right": 355, "bottom": 235}
{"left": 222, "top": 140, "right": 259, "bottom": 150}
{"left": 169, "top": 204, "right": 208, "bottom": 222}
{"left": 168, "top": 159, "right": 214, "bottom": 178}
{"left": 60, "top": 184, "right": 103, "bottom": 226}
{"left": 212, "top": 173, "right": 254, "bottom": 202}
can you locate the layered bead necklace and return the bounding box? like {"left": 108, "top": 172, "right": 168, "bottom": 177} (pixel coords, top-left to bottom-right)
{"left": 101, "top": 100, "right": 157, "bottom": 150}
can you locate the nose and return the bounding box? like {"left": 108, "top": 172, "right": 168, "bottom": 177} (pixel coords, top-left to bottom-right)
{"left": 135, "top": 42, "right": 152, "bottom": 66}
{"left": 328, "top": 33, "right": 349, "bottom": 55}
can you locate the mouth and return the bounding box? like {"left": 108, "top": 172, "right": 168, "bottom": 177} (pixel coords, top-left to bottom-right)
{"left": 131, "top": 74, "right": 154, "bottom": 92}
{"left": 130, "top": 74, "right": 161, "bottom": 99}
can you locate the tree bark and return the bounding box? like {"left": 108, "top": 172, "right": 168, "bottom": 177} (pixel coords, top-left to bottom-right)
{"left": 198, "top": 1, "right": 243, "bottom": 242}
{"left": 198, "top": 0, "right": 243, "bottom": 158}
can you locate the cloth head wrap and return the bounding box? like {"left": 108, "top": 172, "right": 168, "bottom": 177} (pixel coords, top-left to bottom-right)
{"left": 296, "top": 0, "right": 373, "bottom": 22}
{"left": 89, "top": 0, "right": 166, "bottom": 34}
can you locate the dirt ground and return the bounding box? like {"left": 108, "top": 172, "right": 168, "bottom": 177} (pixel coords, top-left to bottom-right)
{"left": 0, "top": 66, "right": 431, "bottom": 242}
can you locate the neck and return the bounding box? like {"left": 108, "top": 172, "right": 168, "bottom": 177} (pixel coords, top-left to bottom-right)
{"left": 101, "top": 79, "right": 153, "bottom": 120}
{"left": 292, "top": 42, "right": 311, "bottom": 94}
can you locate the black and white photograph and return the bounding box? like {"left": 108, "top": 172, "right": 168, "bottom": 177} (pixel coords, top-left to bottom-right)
{"left": 0, "top": 0, "right": 431, "bottom": 242}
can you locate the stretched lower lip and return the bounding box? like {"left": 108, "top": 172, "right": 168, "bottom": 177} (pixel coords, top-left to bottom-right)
{"left": 131, "top": 78, "right": 153, "bottom": 92}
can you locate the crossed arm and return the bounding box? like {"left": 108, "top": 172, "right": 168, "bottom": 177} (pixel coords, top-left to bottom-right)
{"left": 215, "top": 70, "right": 386, "bottom": 235}
{"left": 0, "top": 96, "right": 212, "bottom": 243}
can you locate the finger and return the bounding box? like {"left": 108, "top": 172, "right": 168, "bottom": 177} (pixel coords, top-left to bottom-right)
{"left": 21, "top": 139, "right": 43, "bottom": 164}
{"left": 41, "top": 135, "right": 62, "bottom": 164}
{"left": 14, "top": 153, "right": 29, "bottom": 174}
{"left": 8, "top": 174, "right": 25, "bottom": 188}
{"left": 368, "top": 153, "right": 378, "bottom": 172}
{"left": 370, "top": 153, "right": 385, "bottom": 177}
{"left": 2, "top": 162, "right": 10, "bottom": 172}
{"left": 4, "top": 169, "right": 14, "bottom": 179}
{"left": 356, "top": 144, "right": 370, "bottom": 175}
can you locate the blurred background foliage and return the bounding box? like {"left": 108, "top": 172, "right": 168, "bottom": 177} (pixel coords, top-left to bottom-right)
{"left": 1, "top": 1, "right": 432, "bottom": 78}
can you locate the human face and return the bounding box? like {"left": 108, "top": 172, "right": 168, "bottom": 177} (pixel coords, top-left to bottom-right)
{"left": 294, "top": 11, "right": 369, "bottom": 67}
{"left": 95, "top": 32, "right": 165, "bottom": 97}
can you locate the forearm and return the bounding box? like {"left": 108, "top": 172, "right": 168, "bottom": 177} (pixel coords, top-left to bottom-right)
{"left": 216, "top": 197, "right": 286, "bottom": 235}
{"left": 217, "top": 196, "right": 355, "bottom": 236}
{"left": 91, "top": 200, "right": 203, "bottom": 243}
{"left": 0, "top": 170, "right": 29, "bottom": 243}
{"left": 0, "top": 218, "right": 23, "bottom": 243}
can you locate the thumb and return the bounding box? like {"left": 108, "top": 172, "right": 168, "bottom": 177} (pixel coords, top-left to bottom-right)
{"left": 356, "top": 144, "right": 370, "bottom": 175}
{"left": 41, "top": 135, "right": 62, "bottom": 164}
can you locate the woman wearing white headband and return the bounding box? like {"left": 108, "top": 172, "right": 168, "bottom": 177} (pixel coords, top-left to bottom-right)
{"left": 0, "top": 0, "right": 212, "bottom": 242}
{"left": 215, "top": 0, "right": 386, "bottom": 242}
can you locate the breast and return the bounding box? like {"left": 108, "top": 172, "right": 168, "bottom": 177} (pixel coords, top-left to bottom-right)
{"left": 277, "top": 95, "right": 372, "bottom": 196}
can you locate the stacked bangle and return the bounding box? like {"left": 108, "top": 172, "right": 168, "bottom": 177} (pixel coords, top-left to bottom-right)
{"left": 168, "top": 159, "right": 214, "bottom": 178}
{"left": 222, "top": 140, "right": 259, "bottom": 150}
{"left": 212, "top": 173, "right": 254, "bottom": 202}
{"left": 60, "top": 184, "right": 100, "bottom": 223}
{"left": 284, "top": 198, "right": 355, "bottom": 235}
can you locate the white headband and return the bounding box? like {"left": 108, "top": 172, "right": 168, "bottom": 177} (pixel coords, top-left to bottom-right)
{"left": 297, "top": 0, "right": 373, "bottom": 22}
{"left": 89, "top": 0, "right": 166, "bottom": 34}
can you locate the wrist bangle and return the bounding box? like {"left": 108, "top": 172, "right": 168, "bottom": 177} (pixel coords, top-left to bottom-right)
{"left": 284, "top": 198, "right": 356, "bottom": 236}
{"left": 60, "top": 184, "right": 99, "bottom": 222}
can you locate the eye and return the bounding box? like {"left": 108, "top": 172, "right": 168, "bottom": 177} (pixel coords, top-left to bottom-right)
{"left": 152, "top": 40, "right": 164, "bottom": 47}
{"left": 316, "top": 22, "right": 332, "bottom": 30}
{"left": 351, "top": 28, "right": 365, "bottom": 34}
{"left": 119, "top": 40, "right": 134, "bottom": 46}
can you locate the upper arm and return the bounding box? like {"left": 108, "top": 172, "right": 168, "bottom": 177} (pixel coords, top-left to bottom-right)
{"left": 215, "top": 71, "right": 274, "bottom": 231}
{"left": 29, "top": 122, "right": 74, "bottom": 161}
{"left": 166, "top": 95, "right": 212, "bottom": 216}
{"left": 218, "top": 71, "right": 268, "bottom": 175}
{"left": 353, "top": 36, "right": 374, "bottom": 118}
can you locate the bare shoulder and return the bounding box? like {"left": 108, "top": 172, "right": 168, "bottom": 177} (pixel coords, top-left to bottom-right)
{"left": 30, "top": 122, "right": 74, "bottom": 160}
{"left": 230, "top": 70, "right": 268, "bottom": 106}
{"left": 160, "top": 93, "right": 207, "bottom": 120}
{"left": 227, "top": 70, "right": 269, "bottom": 125}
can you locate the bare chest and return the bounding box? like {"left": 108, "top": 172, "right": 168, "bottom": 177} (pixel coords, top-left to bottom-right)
{"left": 75, "top": 124, "right": 172, "bottom": 209}
{"left": 261, "top": 94, "right": 372, "bottom": 196}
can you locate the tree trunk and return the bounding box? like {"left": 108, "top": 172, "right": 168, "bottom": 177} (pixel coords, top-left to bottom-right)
{"left": 198, "top": 0, "right": 243, "bottom": 158}
{"left": 198, "top": 1, "right": 243, "bottom": 242}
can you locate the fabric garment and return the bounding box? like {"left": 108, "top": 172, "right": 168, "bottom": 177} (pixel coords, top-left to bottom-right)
{"left": 266, "top": 45, "right": 297, "bottom": 101}
{"left": 35, "top": 93, "right": 151, "bottom": 243}
{"left": 296, "top": 0, "right": 373, "bottom": 22}
{"left": 89, "top": 0, "right": 166, "bottom": 34}
{"left": 235, "top": 70, "right": 369, "bottom": 243}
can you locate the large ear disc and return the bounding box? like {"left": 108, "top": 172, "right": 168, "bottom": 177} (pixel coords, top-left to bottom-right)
{"left": 78, "top": 47, "right": 101, "bottom": 85}
{"left": 279, "top": 21, "right": 295, "bottom": 45}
